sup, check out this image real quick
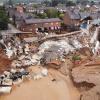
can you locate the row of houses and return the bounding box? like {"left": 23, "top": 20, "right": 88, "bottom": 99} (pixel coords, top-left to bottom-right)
{"left": 6, "top": 4, "right": 100, "bottom": 34}
{"left": 63, "top": 6, "right": 100, "bottom": 26}
{"left": 7, "top": 6, "right": 62, "bottom": 34}
{"left": 20, "top": 18, "right": 61, "bottom": 33}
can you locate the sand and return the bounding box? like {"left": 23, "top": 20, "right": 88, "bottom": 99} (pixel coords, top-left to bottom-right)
{"left": 0, "top": 69, "right": 80, "bottom": 100}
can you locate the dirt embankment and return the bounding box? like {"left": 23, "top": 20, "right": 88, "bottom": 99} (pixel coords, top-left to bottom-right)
{"left": 72, "top": 58, "right": 100, "bottom": 100}
{"left": 0, "top": 52, "right": 12, "bottom": 74}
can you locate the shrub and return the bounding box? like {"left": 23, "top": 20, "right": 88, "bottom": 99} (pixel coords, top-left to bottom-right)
{"left": 72, "top": 55, "right": 81, "bottom": 61}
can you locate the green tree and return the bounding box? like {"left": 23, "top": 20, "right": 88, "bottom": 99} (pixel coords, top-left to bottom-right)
{"left": 59, "top": 13, "right": 64, "bottom": 19}
{"left": 0, "top": 6, "right": 9, "bottom": 30}
{"left": 66, "top": 1, "right": 76, "bottom": 6}
{"left": 45, "top": 8, "right": 59, "bottom": 18}
{"left": 37, "top": 13, "right": 47, "bottom": 19}
{"left": 51, "top": 0, "right": 59, "bottom": 7}
{"left": 42, "top": 0, "right": 51, "bottom": 6}
{"left": 90, "top": 1, "right": 95, "bottom": 6}
{"left": 72, "top": 55, "right": 81, "bottom": 61}
{"left": 77, "top": 0, "right": 89, "bottom": 5}
{"left": 51, "top": 0, "right": 71, "bottom": 6}
{"left": 33, "top": 4, "right": 38, "bottom": 8}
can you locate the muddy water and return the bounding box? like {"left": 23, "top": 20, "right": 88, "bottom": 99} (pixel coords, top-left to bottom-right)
{"left": 0, "top": 69, "right": 80, "bottom": 100}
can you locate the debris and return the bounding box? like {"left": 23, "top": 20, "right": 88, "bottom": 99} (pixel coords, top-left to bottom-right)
{"left": 0, "top": 86, "right": 12, "bottom": 94}
{"left": 33, "top": 73, "right": 43, "bottom": 80}
{"left": 41, "top": 68, "right": 48, "bottom": 76}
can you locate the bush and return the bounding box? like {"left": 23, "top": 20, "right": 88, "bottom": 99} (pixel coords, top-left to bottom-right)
{"left": 72, "top": 55, "right": 81, "bottom": 61}
{"left": 0, "top": 6, "right": 9, "bottom": 30}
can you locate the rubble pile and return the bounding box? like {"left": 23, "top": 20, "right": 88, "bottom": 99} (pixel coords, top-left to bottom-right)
{"left": 38, "top": 38, "right": 81, "bottom": 55}
{"left": 71, "top": 22, "right": 100, "bottom": 100}
{"left": 11, "top": 54, "right": 41, "bottom": 68}
{"left": 0, "top": 68, "right": 29, "bottom": 93}
{"left": 29, "top": 67, "right": 48, "bottom": 80}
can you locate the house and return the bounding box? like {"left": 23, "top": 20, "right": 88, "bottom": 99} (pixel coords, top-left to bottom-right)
{"left": 89, "top": 5, "right": 99, "bottom": 12}
{"left": 79, "top": 12, "right": 90, "bottom": 20}
{"left": 16, "top": 5, "right": 24, "bottom": 13}
{"left": 63, "top": 5, "right": 100, "bottom": 26}
{"left": 7, "top": 7, "right": 33, "bottom": 29}
{"left": 7, "top": 8, "right": 23, "bottom": 25}
{"left": 20, "top": 18, "right": 61, "bottom": 33}
{"left": 63, "top": 8, "right": 81, "bottom": 26}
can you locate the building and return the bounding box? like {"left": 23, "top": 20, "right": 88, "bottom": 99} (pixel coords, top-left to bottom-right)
{"left": 20, "top": 18, "right": 61, "bottom": 33}
{"left": 63, "top": 8, "right": 81, "bottom": 26}
{"left": 16, "top": 5, "right": 24, "bottom": 13}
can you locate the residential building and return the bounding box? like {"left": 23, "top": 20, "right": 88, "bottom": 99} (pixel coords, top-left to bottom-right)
{"left": 20, "top": 18, "right": 61, "bottom": 33}
{"left": 63, "top": 8, "right": 81, "bottom": 26}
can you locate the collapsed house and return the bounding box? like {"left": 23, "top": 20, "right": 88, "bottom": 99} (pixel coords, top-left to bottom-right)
{"left": 80, "top": 17, "right": 100, "bottom": 55}
{"left": 40, "top": 45, "right": 65, "bottom": 68}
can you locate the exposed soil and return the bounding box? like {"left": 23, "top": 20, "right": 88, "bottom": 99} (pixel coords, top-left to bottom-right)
{"left": 0, "top": 68, "right": 80, "bottom": 100}
{"left": 0, "top": 51, "right": 12, "bottom": 74}
{"left": 72, "top": 58, "right": 100, "bottom": 100}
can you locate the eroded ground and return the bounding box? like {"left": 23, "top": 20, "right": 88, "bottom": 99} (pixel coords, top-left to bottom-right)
{"left": 0, "top": 69, "right": 80, "bottom": 100}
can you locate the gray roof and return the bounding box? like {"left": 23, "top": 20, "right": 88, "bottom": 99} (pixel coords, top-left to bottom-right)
{"left": 80, "top": 11, "right": 100, "bottom": 20}
{"left": 66, "top": 9, "right": 81, "bottom": 20}
{"left": 8, "top": 8, "right": 31, "bottom": 21}
{"left": 24, "top": 18, "right": 61, "bottom": 24}
{"left": 97, "top": 11, "right": 100, "bottom": 18}
{"left": 79, "top": 12, "right": 90, "bottom": 19}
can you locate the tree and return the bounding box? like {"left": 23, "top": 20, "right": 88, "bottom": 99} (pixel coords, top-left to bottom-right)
{"left": 0, "top": 6, "right": 8, "bottom": 30}
{"left": 59, "top": 13, "right": 64, "bottom": 19}
{"left": 51, "top": 0, "right": 59, "bottom": 7}
{"left": 8, "top": 0, "right": 13, "bottom": 7}
{"left": 90, "top": 1, "right": 95, "bottom": 6}
{"left": 42, "top": 0, "right": 51, "bottom": 6}
{"left": 45, "top": 8, "right": 59, "bottom": 18}
{"left": 66, "top": 1, "right": 76, "bottom": 6}
{"left": 77, "top": 0, "right": 89, "bottom": 5}
{"left": 37, "top": 13, "right": 47, "bottom": 19}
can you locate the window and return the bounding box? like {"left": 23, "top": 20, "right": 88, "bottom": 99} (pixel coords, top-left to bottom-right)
{"left": 51, "top": 23, "right": 53, "bottom": 25}
{"left": 56, "top": 22, "right": 59, "bottom": 25}
{"left": 30, "top": 29, "right": 32, "bottom": 31}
